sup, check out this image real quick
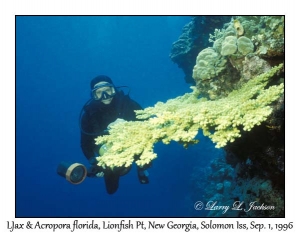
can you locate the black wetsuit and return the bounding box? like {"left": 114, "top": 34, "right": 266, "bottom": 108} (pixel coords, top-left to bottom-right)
{"left": 80, "top": 90, "right": 144, "bottom": 194}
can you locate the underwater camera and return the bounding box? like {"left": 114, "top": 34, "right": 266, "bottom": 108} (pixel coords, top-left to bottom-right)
{"left": 57, "top": 162, "right": 87, "bottom": 184}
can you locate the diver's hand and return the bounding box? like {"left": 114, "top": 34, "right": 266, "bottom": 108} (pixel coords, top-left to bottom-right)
{"left": 87, "top": 165, "right": 105, "bottom": 178}
{"left": 96, "top": 171, "right": 104, "bottom": 178}
{"left": 107, "top": 118, "right": 126, "bottom": 130}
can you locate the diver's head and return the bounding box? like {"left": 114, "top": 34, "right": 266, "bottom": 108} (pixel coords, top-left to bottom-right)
{"left": 90, "top": 75, "right": 116, "bottom": 105}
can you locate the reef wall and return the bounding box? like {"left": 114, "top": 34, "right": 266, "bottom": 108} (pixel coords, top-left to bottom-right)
{"left": 170, "top": 16, "right": 231, "bottom": 84}
{"left": 174, "top": 16, "right": 284, "bottom": 217}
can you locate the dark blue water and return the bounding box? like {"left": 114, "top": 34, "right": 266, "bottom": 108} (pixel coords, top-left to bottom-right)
{"left": 16, "top": 16, "right": 220, "bottom": 217}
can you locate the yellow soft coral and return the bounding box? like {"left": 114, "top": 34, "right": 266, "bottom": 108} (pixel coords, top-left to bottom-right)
{"left": 95, "top": 64, "right": 284, "bottom": 168}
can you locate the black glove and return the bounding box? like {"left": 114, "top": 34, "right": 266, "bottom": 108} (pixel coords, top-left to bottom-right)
{"left": 87, "top": 165, "right": 105, "bottom": 178}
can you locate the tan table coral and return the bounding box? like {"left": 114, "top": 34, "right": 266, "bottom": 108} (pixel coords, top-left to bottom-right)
{"left": 95, "top": 64, "right": 284, "bottom": 168}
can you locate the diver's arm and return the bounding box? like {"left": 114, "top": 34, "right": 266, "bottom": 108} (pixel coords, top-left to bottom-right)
{"left": 80, "top": 112, "right": 99, "bottom": 161}
{"left": 80, "top": 132, "right": 96, "bottom": 161}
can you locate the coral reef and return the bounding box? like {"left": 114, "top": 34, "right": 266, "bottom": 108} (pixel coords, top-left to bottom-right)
{"left": 234, "top": 177, "right": 284, "bottom": 217}
{"left": 242, "top": 55, "right": 271, "bottom": 81}
{"left": 241, "top": 16, "right": 284, "bottom": 58}
{"left": 175, "top": 16, "right": 284, "bottom": 217}
{"left": 170, "top": 16, "right": 231, "bottom": 83}
{"left": 95, "top": 64, "right": 284, "bottom": 168}
{"left": 191, "top": 16, "right": 284, "bottom": 100}
{"left": 221, "top": 36, "right": 238, "bottom": 56}
{"left": 189, "top": 157, "right": 284, "bottom": 217}
{"left": 237, "top": 36, "right": 254, "bottom": 55}
{"left": 192, "top": 48, "right": 227, "bottom": 81}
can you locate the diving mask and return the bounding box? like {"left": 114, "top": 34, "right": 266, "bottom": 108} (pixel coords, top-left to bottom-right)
{"left": 91, "top": 82, "right": 116, "bottom": 101}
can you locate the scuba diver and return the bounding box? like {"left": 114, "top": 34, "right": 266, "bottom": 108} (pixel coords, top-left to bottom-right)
{"left": 79, "top": 75, "right": 150, "bottom": 194}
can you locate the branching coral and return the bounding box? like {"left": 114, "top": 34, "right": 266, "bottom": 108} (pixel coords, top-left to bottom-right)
{"left": 95, "top": 64, "right": 284, "bottom": 168}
